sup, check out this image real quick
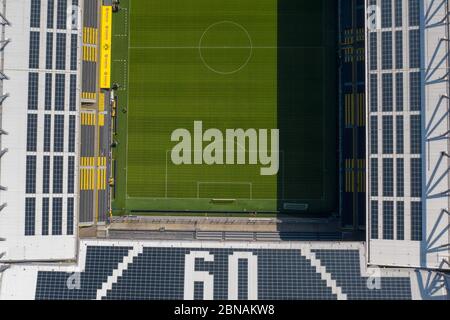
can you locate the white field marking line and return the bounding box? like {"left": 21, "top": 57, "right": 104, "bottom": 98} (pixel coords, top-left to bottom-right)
{"left": 165, "top": 150, "right": 168, "bottom": 198}
{"left": 112, "top": 59, "right": 127, "bottom": 90}
{"left": 198, "top": 21, "right": 253, "bottom": 75}
{"left": 196, "top": 181, "right": 253, "bottom": 200}
{"left": 125, "top": 0, "right": 132, "bottom": 199}
{"left": 164, "top": 147, "right": 279, "bottom": 200}
{"left": 165, "top": 147, "right": 252, "bottom": 199}
{"left": 129, "top": 46, "right": 323, "bottom": 49}
{"left": 166, "top": 148, "right": 256, "bottom": 200}
{"left": 113, "top": 8, "right": 128, "bottom": 37}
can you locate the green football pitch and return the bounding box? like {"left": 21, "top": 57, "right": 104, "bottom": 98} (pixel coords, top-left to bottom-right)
{"left": 111, "top": 0, "right": 337, "bottom": 214}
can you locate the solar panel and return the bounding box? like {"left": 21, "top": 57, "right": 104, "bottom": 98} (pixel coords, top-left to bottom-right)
{"left": 34, "top": 243, "right": 416, "bottom": 300}
{"left": 35, "top": 246, "right": 132, "bottom": 300}
{"left": 312, "top": 249, "right": 412, "bottom": 300}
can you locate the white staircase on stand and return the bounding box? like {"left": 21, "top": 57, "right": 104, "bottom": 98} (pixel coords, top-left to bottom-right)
{"left": 300, "top": 247, "right": 348, "bottom": 300}
{"left": 96, "top": 245, "right": 143, "bottom": 300}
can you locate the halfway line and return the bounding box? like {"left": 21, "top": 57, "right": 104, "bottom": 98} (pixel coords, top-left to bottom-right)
{"left": 129, "top": 46, "right": 324, "bottom": 49}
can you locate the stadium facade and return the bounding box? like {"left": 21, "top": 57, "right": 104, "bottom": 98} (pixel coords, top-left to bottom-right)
{"left": 0, "top": 0, "right": 448, "bottom": 300}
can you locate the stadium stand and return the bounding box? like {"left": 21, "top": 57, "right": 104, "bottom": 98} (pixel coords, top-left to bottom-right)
{"left": 339, "top": 0, "right": 366, "bottom": 232}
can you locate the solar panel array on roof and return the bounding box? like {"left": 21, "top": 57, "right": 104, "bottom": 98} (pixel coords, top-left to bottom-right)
{"left": 32, "top": 242, "right": 419, "bottom": 300}
{"left": 36, "top": 246, "right": 132, "bottom": 300}
{"left": 312, "top": 249, "right": 412, "bottom": 299}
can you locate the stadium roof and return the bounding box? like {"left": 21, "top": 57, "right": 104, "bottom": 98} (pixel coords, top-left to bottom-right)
{"left": 1, "top": 239, "right": 448, "bottom": 300}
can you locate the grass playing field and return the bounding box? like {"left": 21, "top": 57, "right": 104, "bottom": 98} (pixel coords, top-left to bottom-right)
{"left": 111, "top": 0, "right": 337, "bottom": 214}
